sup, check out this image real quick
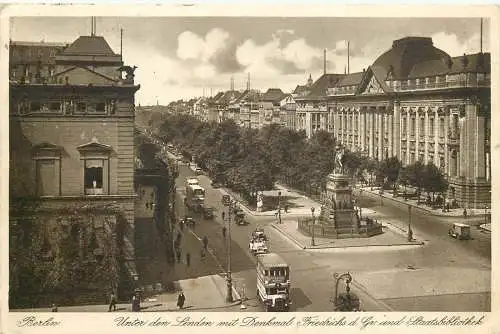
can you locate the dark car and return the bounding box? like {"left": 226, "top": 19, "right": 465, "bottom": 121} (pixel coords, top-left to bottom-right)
{"left": 201, "top": 205, "right": 215, "bottom": 219}
{"left": 211, "top": 180, "right": 222, "bottom": 188}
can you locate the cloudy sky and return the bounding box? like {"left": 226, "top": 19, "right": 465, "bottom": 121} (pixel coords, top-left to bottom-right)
{"left": 10, "top": 17, "right": 490, "bottom": 105}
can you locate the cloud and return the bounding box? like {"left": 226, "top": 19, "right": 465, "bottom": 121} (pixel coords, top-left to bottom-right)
{"left": 176, "top": 28, "right": 230, "bottom": 62}
{"left": 236, "top": 32, "right": 326, "bottom": 79}
{"left": 431, "top": 32, "right": 487, "bottom": 56}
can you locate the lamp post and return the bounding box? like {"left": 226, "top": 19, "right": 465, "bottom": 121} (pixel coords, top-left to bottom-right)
{"left": 333, "top": 272, "right": 359, "bottom": 311}
{"left": 407, "top": 204, "right": 413, "bottom": 242}
{"left": 278, "top": 191, "right": 282, "bottom": 224}
{"left": 311, "top": 207, "right": 316, "bottom": 246}
{"left": 223, "top": 200, "right": 234, "bottom": 303}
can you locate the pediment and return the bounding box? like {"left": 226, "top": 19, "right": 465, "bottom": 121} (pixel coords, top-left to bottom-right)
{"left": 77, "top": 141, "right": 113, "bottom": 153}
{"left": 54, "top": 66, "right": 117, "bottom": 86}
{"left": 32, "top": 142, "right": 63, "bottom": 157}
{"left": 358, "top": 69, "right": 385, "bottom": 95}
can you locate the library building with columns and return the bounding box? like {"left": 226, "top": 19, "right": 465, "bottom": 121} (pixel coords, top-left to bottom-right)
{"left": 298, "top": 36, "right": 491, "bottom": 209}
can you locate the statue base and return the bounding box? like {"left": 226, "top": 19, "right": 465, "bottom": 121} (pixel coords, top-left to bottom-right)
{"left": 298, "top": 173, "right": 382, "bottom": 239}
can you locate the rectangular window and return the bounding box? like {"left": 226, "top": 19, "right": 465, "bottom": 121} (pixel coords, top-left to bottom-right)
{"left": 77, "top": 102, "right": 86, "bottom": 113}
{"left": 30, "top": 101, "right": 41, "bottom": 112}
{"left": 36, "top": 160, "right": 56, "bottom": 196}
{"left": 411, "top": 118, "right": 416, "bottom": 136}
{"left": 429, "top": 118, "right": 434, "bottom": 136}
{"left": 439, "top": 118, "right": 445, "bottom": 137}
{"left": 402, "top": 117, "right": 407, "bottom": 133}
{"left": 420, "top": 118, "right": 425, "bottom": 137}
{"left": 49, "top": 102, "right": 61, "bottom": 112}
{"left": 419, "top": 154, "right": 424, "bottom": 161}
{"left": 84, "top": 160, "right": 104, "bottom": 195}
{"left": 410, "top": 152, "right": 415, "bottom": 163}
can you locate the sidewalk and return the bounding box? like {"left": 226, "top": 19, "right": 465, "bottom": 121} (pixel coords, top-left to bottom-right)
{"left": 358, "top": 186, "right": 490, "bottom": 218}
{"left": 13, "top": 274, "right": 241, "bottom": 312}
{"left": 218, "top": 186, "right": 321, "bottom": 218}
{"left": 271, "top": 220, "right": 423, "bottom": 250}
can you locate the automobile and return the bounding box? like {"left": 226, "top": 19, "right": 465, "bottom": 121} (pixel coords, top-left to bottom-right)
{"left": 448, "top": 223, "right": 471, "bottom": 240}
{"left": 221, "top": 194, "right": 231, "bottom": 206}
{"left": 201, "top": 205, "right": 215, "bottom": 219}
{"left": 252, "top": 228, "right": 267, "bottom": 241}
{"left": 180, "top": 216, "right": 196, "bottom": 228}
{"left": 195, "top": 167, "right": 203, "bottom": 175}
{"left": 249, "top": 239, "right": 269, "bottom": 255}
{"left": 211, "top": 181, "right": 222, "bottom": 188}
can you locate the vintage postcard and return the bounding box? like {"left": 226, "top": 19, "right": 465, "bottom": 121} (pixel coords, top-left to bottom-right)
{"left": 1, "top": 3, "right": 498, "bottom": 334}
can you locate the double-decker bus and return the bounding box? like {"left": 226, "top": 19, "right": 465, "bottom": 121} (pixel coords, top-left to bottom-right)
{"left": 256, "top": 253, "right": 291, "bottom": 312}
{"left": 185, "top": 183, "right": 205, "bottom": 212}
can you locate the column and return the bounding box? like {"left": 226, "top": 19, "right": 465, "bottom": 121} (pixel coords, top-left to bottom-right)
{"left": 388, "top": 112, "right": 393, "bottom": 159}
{"left": 360, "top": 107, "right": 366, "bottom": 152}
{"left": 424, "top": 108, "right": 429, "bottom": 163}
{"left": 406, "top": 109, "right": 411, "bottom": 164}
{"left": 393, "top": 101, "right": 401, "bottom": 159}
{"left": 434, "top": 108, "right": 440, "bottom": 171}
{"left": 357, "top": 108, "right": 361, "bottom": 149}
{"left": 472, "top": 102, "right": 486, "bottom": 179}
{"left": 378, "top": 108, "right": 383, "bottom": 161}
{"left": 369, "top": 108, "right": 375, "bottom": 158}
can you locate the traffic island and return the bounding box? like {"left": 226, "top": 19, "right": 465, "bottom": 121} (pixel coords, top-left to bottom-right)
{"left": 273, "top": 220, "right": 424, "bottom": 250}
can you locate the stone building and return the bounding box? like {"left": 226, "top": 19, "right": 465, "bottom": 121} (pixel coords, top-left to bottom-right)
{"left": 9, "top": 34, "right": 141, "bottom": 306}
{"left": 296, "top": 36, "right": 491, "bottom": 208}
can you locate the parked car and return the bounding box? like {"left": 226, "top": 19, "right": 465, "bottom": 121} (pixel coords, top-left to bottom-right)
{"left": 211, "top": 180, "right": 222, "bottom": 188}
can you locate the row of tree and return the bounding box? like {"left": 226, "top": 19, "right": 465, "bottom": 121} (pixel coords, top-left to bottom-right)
{"left": 156, "top": 114, "right": 448, "bottom": 203}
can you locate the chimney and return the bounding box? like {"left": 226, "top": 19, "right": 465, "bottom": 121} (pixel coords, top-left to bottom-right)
{"left": 324, "top": 49, "right": 327, "bottom": 74}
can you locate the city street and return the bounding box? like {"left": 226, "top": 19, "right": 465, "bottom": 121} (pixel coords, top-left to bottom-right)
{"left": 173, "top": 161, "right": 491, "bottom": 312}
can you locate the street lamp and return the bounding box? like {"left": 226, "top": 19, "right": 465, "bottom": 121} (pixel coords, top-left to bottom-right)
{"left": 278, "top": 191, "right": 282, "bottom": 224}
{"left": 333, "top": 272, "right": 359, "bottom": 311}
{"left": 223, "top": 200, "right": 234, "bottom": 303}
{"left": 407, "top": 204, "right": 413, "bottom": 242}
{"left": 311, "top": 207, "right": 316, "bottom": 246}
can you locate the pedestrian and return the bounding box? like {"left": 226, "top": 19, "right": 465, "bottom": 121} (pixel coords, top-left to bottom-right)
{"left": 180, "top": 220, "right": 184, "bottom": 231}
{"left": 132, "top": 293, "right": 141, "bottom": 312}
{"left": 186, "top": 252, "right": 191, "bottom": 267}
{"left": 176, "top": 249, "right": 182, "bottom": 263}
{"left": 51, "top": 303, "right": 58, "bottom": 312}
{"left": 284, "top": 205, "right": 289, "bottom": 213}
{"left": 202, "top": 236, "right": 208, "bottom": 250}
{"left": 222, "top": 226, "right": 227, "bottom": 239}
{"left": 463, "top": 208, "right": 468, "bottom": 219}
{"left": 177, "top": 292, "right": 186, "bottom": 309}
{"left": 108, "top": 292, "right": 117, "bottom": 312}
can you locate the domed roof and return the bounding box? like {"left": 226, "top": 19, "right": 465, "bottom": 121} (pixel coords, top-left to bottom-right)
{"left": 372, "top": 37, "right": 452, "bottom": 79}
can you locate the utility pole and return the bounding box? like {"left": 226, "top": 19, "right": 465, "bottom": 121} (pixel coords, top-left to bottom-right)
{"left": 347, "top": 41, "right": 350, "bottom": 74}
{"left": 278, "top": 191, "right": 282, "bottom": 224}
{"left": 480, "top": 18, "right": 483, "bottom": 53}
{"left": 120, "top": 28, "right": 123, "bottom": 62}
{"left": 223, "top": 201, "right": 234, "bottom": 302}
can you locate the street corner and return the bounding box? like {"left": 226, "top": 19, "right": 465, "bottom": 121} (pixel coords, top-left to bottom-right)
{"left": 270, "top": 221, "right": 307, "bottom": 250}
{"left": 173, "top": 274, "right": 242, "bottom": 310}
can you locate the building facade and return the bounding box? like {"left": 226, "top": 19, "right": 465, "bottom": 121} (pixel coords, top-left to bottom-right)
{"left": 9, "top": 35, "right": 141, "bottom": 306}
{"left": 296, "top": 37, "right": 490, "bottom": 208}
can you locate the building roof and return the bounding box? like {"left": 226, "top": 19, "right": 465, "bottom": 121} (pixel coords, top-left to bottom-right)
{"left": 261, "top": 88, "right": 285, "bottom": 102}
{"left": 62, "top": 36, "right": 118, "bottom": 56}
{"left": 293, "top": 85, "right": 309, "bottom": 95}
{"left": 216, "top": 90, "right": 241, "bottom": 105}
{"left": 335, "top": 72, "right": 364, "bottom": 87}
{"left": 299, "top": 73, "right": 344, "bottom": 99}
{"left": 372, "top": 36, "right": 451, "bottom": 80}
{"left": 10, "top": 41, "right": 67, "bottom": 64}
{"left": 257, "top": 253, "right": 288, "bottom": 267}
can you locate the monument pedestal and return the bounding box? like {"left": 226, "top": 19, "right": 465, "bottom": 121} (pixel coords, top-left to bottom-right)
{"left": 298, "top": 173, "right": 382, "bottom": 239}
